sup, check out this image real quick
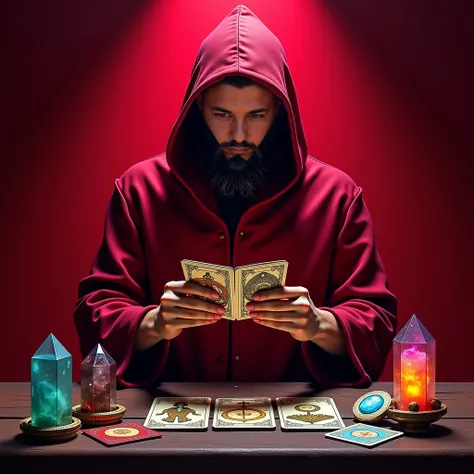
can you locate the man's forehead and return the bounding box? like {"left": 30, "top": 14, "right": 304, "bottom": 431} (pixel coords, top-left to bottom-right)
{"left": 203, "top": 83, "right": 276, "bottom": 106}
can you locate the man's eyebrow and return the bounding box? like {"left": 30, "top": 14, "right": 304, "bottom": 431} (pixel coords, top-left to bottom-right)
{"left": 211, "top": 106, "right": 269, "bottom": 114}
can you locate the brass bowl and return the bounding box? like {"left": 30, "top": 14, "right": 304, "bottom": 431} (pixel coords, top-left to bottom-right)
{"left": 386, "top": 404, "right": 447, "bottom": 433}
{"left": 19, "top": 416, "right": 82, "bottom": 443}
{"left": 72, "top": 404, "right": 126, "bottom": 427}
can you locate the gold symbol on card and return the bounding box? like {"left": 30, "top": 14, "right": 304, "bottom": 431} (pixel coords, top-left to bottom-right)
{"left": 155, "top": 402, "right": 199, "bottom": 423}
{"left": 221, "top": 401, "right": 266, "bottom": 422}
{"left": 105, "top": 427, "right": 139, "bottom": 437}
{"left": 243, "top": 272, "right": 280, "bottom": 300}
{"left": 194, "top": 272, "right": 228, "bottom": 305}
{"left": 287, "top": 403, "right": 334, "bottom": 424}
{"left": 351, "top": 430, "right": 379, "bottom": 438}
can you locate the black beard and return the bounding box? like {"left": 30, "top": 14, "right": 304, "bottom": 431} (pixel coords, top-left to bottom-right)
{"left": 208, "top": 147, "right": 266, "bottom": 198}
{"left": 180, "top": 101, "right": 293, "bottom": 200}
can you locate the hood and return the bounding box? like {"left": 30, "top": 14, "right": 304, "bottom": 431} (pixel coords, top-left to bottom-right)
{"left": 166, "top": 4, "right": 308, "bottom": 209}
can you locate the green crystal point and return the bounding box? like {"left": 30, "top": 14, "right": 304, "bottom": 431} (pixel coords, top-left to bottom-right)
{"left": 31, "top": 334, "right": 72, "bottom": 427}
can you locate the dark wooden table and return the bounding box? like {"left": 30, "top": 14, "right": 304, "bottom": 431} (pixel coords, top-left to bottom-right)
{"left": 0, "top": 382, "right": 473, "bottom": 473}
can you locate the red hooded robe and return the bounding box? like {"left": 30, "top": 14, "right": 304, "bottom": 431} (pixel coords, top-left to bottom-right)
{"left": 74, "top": 5, "right": 397, "bottom": 388}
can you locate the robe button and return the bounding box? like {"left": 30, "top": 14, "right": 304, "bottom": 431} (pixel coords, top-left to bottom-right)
{"left": 239, "top": 231, "right": 244, "bottom": 236}
{"left": 218, "top": 233, "right": 225, "bottom": 239}
{"left": 234, "top": 354, "right": 240, "bottom": 361}
{"left": 217, "top": 355, "right": 224, "bottom": 363}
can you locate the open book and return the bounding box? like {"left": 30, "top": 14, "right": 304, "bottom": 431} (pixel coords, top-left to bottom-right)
{"left": 181, "top": 259, "right": 288, "bottom": 320}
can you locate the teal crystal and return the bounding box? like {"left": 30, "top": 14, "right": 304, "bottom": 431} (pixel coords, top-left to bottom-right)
{"left": 31, "top": 334, "right": 72, "bottom": 428}
{"left": 359, "top": 394, "right": 384, "bottom": 414}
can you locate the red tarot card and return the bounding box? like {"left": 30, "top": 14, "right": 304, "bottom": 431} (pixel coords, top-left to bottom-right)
{"left": 82, "top": 422, "right": 162, "bottom": 446}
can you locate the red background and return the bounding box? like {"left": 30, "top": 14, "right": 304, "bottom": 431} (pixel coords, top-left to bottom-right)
{"left": 1, "top": 0, "right": 473, "bottom": 383}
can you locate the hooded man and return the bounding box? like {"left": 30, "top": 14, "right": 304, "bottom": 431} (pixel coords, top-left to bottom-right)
{"left": 74, "top": 5, "right": 397, "bottom": 388}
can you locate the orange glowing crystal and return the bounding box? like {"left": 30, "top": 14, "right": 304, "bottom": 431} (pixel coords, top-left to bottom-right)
{"left": 393, "top": 315, "right": 436, "bottom": 411}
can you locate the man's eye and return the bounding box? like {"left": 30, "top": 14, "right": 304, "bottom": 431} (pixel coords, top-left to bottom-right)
{"left": 249, "top": 114, "right": 265, "bottom": 119}
{"left": 214, "top": 112, "right": 230, "bottom": 118}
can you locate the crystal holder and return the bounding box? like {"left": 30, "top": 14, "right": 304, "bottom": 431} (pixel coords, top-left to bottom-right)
{"left": 72, "top": 403, "right": 126, "bottom": 427}
{"left": 385, "top": 399, "right": 447, "bottom": 433}
{"left": 353, "top": 390, "right": 447, "bottom": 433}
{"left": 19, "top": 416, "right": 82, "bottom": 443}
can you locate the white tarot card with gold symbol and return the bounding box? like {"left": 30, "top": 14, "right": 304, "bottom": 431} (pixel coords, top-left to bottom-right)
{"left": 181, "top": 259, "right": 234, "bottom": 320}
{"left": 144, "top": 397, "right": 211, "bottom": 430}
{"left": 276, "top": 397, "right": 345, "bottom": 430}
{"left": 213, "top": 397, "right": 276, "bottom": 429}
{"left": 234, "top": 260, "right": 288, "bottom": 320}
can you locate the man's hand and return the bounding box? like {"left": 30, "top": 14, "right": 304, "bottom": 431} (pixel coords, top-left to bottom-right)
{"left": 246, "top": 286, "right": 346, "bottom": 355}
{"left": 135, "top": 280, "right": 224, "bottom": 351}
{"left": 245, "top": 286, "right": 319, "bottom": 341}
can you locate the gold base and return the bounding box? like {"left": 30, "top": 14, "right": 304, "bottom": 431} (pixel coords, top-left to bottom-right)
{"left": 72, "top": 404, "right": 126, "bottom": 427}
{"left": 386, "top": 404, "right": 447, "bottom": 433}
{"left": 19, "top": 416, "right": 82, "bottom": 443}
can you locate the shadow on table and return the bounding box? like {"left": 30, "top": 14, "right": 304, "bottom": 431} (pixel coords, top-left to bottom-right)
{"left": 1, "top": 432, "right": 82, "bottom": 448}
{"left": 379, "top": 419, "right": 453, "bottom": 438}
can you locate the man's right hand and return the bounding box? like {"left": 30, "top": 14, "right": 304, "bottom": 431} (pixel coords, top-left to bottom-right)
{"left": 135, "top": 280, "right": 225, "bottom": 351}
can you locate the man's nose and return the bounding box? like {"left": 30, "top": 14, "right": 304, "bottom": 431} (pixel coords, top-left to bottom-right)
{"left": 231, "top": 119, "right": 247, "bottom": 144}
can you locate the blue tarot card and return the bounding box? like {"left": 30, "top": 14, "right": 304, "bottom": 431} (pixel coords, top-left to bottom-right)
{"left": 325, "top": 423, "right": 404, "bottom": 447}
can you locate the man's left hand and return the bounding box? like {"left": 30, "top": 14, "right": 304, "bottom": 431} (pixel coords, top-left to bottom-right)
{"left": 246, "top": 286, "right": 321, "bottom": 342}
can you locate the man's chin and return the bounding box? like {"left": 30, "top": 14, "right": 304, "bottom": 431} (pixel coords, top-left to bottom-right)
{"left": 228, "top": 161, "right": 249, "bottom": 172}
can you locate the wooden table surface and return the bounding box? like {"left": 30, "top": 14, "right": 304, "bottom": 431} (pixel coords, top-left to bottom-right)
{"left": 0, "top": 382, "right": 473, "bottom": 473}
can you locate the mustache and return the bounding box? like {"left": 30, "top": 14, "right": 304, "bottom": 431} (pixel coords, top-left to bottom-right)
{"left": 220, "top": 140, "right": 256, "bottom": 150}
{"left": 211, "top": 143, "right": 263, "bottom": 168}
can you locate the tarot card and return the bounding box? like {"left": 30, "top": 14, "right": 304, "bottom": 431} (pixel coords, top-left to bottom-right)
{"left": 144, "top": 397, "right": 211, "bottom": 430}
{"left": 235, "top": 260, "right": 288, "bottom": 320}
{"left": 181, "top": 259, "right": 234, "bottom": 320}
{"left": 82, "top": 421, "right": 162, "bottom": 446}
{"left": 213, "top": 397, "right": 276, "bottom": 429}
{"left": 325, "top": 423, "right": 404, "bottom": 447}
{"left": 276, "top": 397, "right": 345, "bottom": 430}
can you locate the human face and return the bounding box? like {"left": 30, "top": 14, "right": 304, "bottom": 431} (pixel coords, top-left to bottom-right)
{"left": 198, "top": 83, "right": 279, "bottom": 162}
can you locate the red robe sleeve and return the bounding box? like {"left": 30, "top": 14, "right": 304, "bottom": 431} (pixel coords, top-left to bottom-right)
{"left": 73, "top": 179, "right": 169, "bottom": 388}
{"left": 302, "top": 187, "right": 397, "bottom": 387}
